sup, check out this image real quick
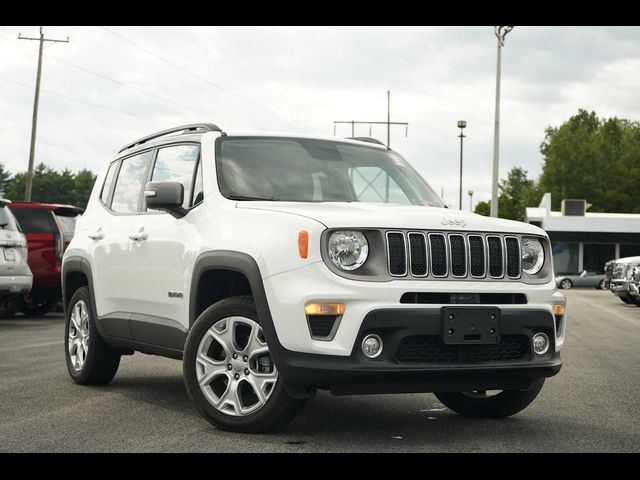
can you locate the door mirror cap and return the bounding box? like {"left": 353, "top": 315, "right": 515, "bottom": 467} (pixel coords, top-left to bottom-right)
{"left": 145, "top": 181, "right": 186, "bottom": 218}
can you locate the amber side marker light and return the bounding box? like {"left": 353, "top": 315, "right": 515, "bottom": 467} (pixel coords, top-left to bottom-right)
{"left": 553, "top": 304, "right": 565, "bottom": 316}
{"left": 298, "top": 230, "right": 309, "bottom": 259}
{"left": 304, "top": 303, "right": 346, "bottom": 316}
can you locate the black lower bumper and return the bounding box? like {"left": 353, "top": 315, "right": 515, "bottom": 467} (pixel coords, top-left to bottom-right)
{"left": 268, "top": 308, "right": 562, "bottom": 395}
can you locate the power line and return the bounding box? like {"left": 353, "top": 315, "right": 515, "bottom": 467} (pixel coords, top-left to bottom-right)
{"left": 99, "top": 26, "right": 309, "bottom": 131}
{"left": 0, "top": 76, "right": 151, "bottom": 120}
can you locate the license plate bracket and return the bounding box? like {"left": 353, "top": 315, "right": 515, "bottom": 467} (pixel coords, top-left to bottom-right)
{"left": 3, "top": 248, "right": 15, "bottom": 262}
{"left": 442, "top": 307, "right": 500, "bottom": 345}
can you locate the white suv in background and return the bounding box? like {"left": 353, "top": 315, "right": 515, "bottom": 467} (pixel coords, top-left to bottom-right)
{"left": 62, "top": 124, "right": 566, "bottom": 432}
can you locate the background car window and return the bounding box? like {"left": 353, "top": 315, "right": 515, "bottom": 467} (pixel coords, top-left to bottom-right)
{"left": 0, "top": 207, "right": 21, "bottom": 232}
{"left": 9, "top": 208, "right": 57, "bottom": 233}
{"left": 150, "top": 145, "right": 200, "bottom": 209}
{"left": 101, "top": 161, "right": 119, "bottom": 205}
{"left": 55, "top": 214, "right": 78, "bottom": 236}
{"left": 111, "top": 151, "right": 153, "bottom": 213}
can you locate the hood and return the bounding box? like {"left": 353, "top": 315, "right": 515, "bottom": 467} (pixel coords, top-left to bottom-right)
{"left": 237, "top": 202, "right": 545, "bottom": 235}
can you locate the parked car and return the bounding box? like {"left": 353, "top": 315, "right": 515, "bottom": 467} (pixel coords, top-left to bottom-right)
{"left": 62, "top": 124, "right": 566, "bottom": 432}
{"left": 0, "top": 199, "right": 32, "bottom": 317}
{"left": 607, "top": 256, "right": 640, "bottom": 305}
{"left": 9, "top": 202, "right": 83, "bottom": 316}
{"left": 603, "top": 259, "right": 615, "bottom": 289}
{"left": 555, "top": 270, "right": 606, "bottom": 290}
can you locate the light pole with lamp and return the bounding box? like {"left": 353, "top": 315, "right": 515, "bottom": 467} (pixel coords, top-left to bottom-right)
{"left": 490, "top": 26, "right": 514, "bottom": 218}
{"left": 457, "top": 120, "right": 466, "bottom": 210}
{"left": 468, "top": 190, "right": 474, "bottom": 212}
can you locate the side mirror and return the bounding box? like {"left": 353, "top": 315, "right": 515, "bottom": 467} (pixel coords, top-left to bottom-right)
{"left": 144, "top": 181, "right": 186, "bottom": 218}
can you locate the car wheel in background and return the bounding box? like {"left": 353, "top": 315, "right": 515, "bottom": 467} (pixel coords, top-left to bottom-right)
{"left": 0, "top": 296, "right": 20, "bottom": 318}
{"left": 20, "top": 296, "right": 55, "bottom": 317}
{"left": 598, "top": 280, "right": 605, "bottom": 290}
{"left": 560, "top": 279, "right": 573, "bottom": 290}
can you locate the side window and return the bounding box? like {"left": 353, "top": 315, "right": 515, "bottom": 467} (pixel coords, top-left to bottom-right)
{"left": 100, "top": 161, "right": 119, "bottom": 205}
{"left": 111, "top": 151, "right": 153, "bottom": 213}
{"left": 150, "top": 145, "right": 200, "bottom": 209}
{"left": 349, "top": 167, "right": 412, "bottom": 205}
{"left": 192, "top": 160, "right": 204, "bottom": 206}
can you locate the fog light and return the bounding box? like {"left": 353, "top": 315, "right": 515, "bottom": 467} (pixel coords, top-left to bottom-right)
{"left": 362, "top": 334, "right": 383, "bottom": 358}
{"left": 532, "top": 332, "right": 550, "bottom": 355}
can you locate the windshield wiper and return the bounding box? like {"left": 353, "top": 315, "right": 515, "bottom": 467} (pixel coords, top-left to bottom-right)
{"left": 227, "top": 194, "right": 280, "bottom": 201}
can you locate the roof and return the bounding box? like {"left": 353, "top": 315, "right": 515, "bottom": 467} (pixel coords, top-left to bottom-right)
{"left": 9, "top": 202, "right": 84, "bottom": 214}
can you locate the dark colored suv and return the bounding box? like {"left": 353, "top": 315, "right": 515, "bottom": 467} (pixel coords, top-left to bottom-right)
{"left": 9, "top": 202, "right": 83, "bottom": 316}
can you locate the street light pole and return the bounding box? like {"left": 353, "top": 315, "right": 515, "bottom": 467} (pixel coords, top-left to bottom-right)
{"left": 490, "top": 26, "right": 513, "bottom": 218}
{"left": 457, "top": 120, "right": 466, "bottom": 210}
{"left": 468, "top": 190, "right": 474, "bottom": 212}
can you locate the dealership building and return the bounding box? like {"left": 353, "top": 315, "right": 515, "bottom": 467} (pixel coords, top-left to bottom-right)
{"left": 525, "top": 193, "right": 640, "bottom": 275}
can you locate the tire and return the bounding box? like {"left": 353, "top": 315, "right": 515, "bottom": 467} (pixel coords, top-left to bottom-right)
{"left": 183, "top": 296, "right": 307, "bottom": 433}
{"left": 435, "top": 377, "right": 545, "bottom": 418}
{"left": 21, "top": 296, "right": 55, "bottom": 317}
{"left": 65, "top": 286, "right": 121, "bottom": 385}
{"left": 560, "top": 279, "right": 572, "bottom": 290}
{"left": 621, "top": 295, "right": 632, "bottom": 304}
{"left": 0, "top": 296, "right": 20, "bottom": 318}
{"left": 598, "top": 280, "right": 605, "bottom": 290}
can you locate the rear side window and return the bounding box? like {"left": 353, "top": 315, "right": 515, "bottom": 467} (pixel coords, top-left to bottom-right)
{"left": 0, "top": 207, "right": 20, "bottom": 232}
{"left": 55, "top": 214, "right": 78, "bottom": 236}
{"left": 101, "top": 161, "right": 119, "bottom": 204}
{"left": 111, "top": 151, "right": 153, "bottom": 213}
{"left": 150, "top": 145, "right": 200, "bottom": 209}
{"left": 10, "top": 208, "right": 57, "bottom": 233}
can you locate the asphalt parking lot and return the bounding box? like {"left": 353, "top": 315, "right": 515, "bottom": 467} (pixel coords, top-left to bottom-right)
{"left": 1, "top": 289, "right": 639, "bottom": 452}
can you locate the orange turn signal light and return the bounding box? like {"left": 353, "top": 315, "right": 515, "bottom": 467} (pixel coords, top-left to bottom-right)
{"left": 298, "top": 230, "right": 309, "bottom": 259}
{"left": 304, "top": 303, "right": 346, "bottom": 316}
{"left": 553, "top": 304, "right": 565, "bottom": 316}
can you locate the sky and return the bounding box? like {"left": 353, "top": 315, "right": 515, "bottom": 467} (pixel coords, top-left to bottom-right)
{"left": 1, "top": 25, "right": 640, "bottom": 210}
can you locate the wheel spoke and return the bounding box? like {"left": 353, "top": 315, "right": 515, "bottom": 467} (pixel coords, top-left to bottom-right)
{"left": 217, "top": 377, "right": 241, "bottom": 414}
{"left": 196, "top": 353, "right": 227, "bottom": 387}
{"left": 243, "top": 324, "right": 265, "bottom": 355}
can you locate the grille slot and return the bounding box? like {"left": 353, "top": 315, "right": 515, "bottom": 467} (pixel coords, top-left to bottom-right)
{"left": 395, "top": 334, "right": 530, "bottom": 364}
{"left": 408, "top": 233, "right": 427, "bottom": 276}
{"left": 487, "top": 236, "right": 504, "bottom": 278}
{"left": 468, "top": 235, "right": 486, "bottom": 277}
{"left": 429, "top": 234, "right": 448, "bottom": 277}
{"left": 307, "top": 315, "right": 338, "bottom": 340}
{"left": 448, "top": 234, "right": 467, "bottom": 277}
{"left": 386, "top": 232, "right": 407, "bottom": 276}
{"left": 505, "top": 237, "right": 521, "bottom": 278}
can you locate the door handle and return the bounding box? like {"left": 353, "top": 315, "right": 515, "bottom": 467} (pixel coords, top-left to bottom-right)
{"left": 129, "top": 232, "right": 148, "bottom": 241}
{"left": 88, "top": 231, "right": 104, "bottom": 240}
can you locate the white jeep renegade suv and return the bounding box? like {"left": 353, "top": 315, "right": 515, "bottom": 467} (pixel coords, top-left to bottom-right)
{"left": 62, "top": 123, "right": 566, "bottom": 432}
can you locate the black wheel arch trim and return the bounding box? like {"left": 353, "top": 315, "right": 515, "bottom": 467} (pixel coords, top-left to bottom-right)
{"left": 62, "top": 256, "right": 104, "bottom": 337}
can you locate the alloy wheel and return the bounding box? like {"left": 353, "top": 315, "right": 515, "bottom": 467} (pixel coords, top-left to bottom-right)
{"left": 196, "top": 316, "right": 277, "bottom": 416}
{"left": 68, "top": 300, "right": 90, "bottom": 371}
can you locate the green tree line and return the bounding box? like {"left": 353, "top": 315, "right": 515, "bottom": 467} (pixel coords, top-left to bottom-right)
{"left": 0, "top": 163, "right": 96, "bottom": 209}
{"left": 475, "top": 109, "right": 640, "bottom": 221}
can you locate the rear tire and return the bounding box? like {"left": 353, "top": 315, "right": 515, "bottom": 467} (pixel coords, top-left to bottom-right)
{"left": 435, "top": 377, "right": 545, "bottom": 418}
{"left": 65, "top": 287, "right": 121, "bottom": 385}
{"left": 21, "top": 296, "right": 55, "bottom": 317}
{"left": 183, "top": 296, "right": 307, "bottom": 433}
{"left": 598, "top": 280, "right": 605, "bottom": 290}
{"left": 0, "top": 296, "right": 20, "bottom": 318}
{"left": 560, "top": 279, "right": 572, "bottom": 290}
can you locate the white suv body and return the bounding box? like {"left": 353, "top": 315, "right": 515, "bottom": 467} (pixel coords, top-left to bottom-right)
{"left": 62, "top": 124, "right": 566, "bottom": 432}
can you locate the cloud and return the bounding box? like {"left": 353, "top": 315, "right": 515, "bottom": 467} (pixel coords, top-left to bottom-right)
{"left": 1, "top": 25, "right": 640, "bottom": 208}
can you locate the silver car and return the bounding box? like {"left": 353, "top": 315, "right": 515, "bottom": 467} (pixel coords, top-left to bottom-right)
{"left": 0, "top": 199, "right": 32, "bottom": 318}
{"left": 555, "top": 270, "right": 606, "bottom": 290}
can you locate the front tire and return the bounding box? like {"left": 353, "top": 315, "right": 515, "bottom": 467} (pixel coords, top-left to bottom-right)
{"left": 183, "top": 296, "right": 307, "bottom": 433}
{"left": 598, "top": 280, "right": 605, "bottom": 290}
{"left": 0, "top": 295, "right": 20, "bottom": 318}
{"left": 65, "top": 287, "right": 121, "bottom": 385}
{"left": 435, "top": 377, "right": 545, "bottom": 418}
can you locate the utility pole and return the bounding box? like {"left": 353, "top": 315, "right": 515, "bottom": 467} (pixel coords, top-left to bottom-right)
{"left": 490, "top": 26, "right": 513, "bottom": 218}
{"left": 18, "top": 26, "right": 69, "bottom": 201}
{"left": 333, "top": 91, "right": 408, "bottom": 149}
{"left": 457, "top": 120, "right": 467, "bottom": 210}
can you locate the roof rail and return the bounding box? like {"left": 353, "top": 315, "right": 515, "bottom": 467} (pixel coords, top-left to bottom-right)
{"left": 118, "top": 123, "right": 223, "bottom": 153}
{"left": 346, "top": 136, "right": 386, "bottom": 146}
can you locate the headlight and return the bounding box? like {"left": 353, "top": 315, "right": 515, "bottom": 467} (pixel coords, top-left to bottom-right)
{"left": 328, "top": 231, "right": 369, "bottom": 271}
{"left": 521, "top": 237, "right": 544, "bottom": 275}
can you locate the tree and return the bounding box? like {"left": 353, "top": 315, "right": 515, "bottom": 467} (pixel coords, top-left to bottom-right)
{"left": 539, "top": 109, "right": 640, "bottom": 213}
{"left": 474, "top": 167, "right": 541, "bottom": 222}
{"left": 0, "top": 163, "right": 11, "bottom": 197}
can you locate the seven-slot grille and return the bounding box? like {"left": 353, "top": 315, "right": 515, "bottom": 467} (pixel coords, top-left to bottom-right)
{"left": 388, "top": 232, "right": 523, "bottom": 280}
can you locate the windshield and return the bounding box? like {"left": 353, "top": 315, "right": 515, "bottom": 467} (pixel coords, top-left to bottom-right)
{"left": 216, "top": 137, "right": 444, "bottom": 207}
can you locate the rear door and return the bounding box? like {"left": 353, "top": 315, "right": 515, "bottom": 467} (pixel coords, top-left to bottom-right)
{"left": 10, "top": 206, "right": 61, "bottom": 287}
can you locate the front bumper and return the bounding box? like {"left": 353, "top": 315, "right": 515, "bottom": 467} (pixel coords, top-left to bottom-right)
{"left": 611, "top": 279, "right": 633, "bottom": 297}
{"left": 0, "top": 274, "right": 32, "bottom": 294}
{"left": 262, "top": 262, "right": 564, "bottom": 391}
